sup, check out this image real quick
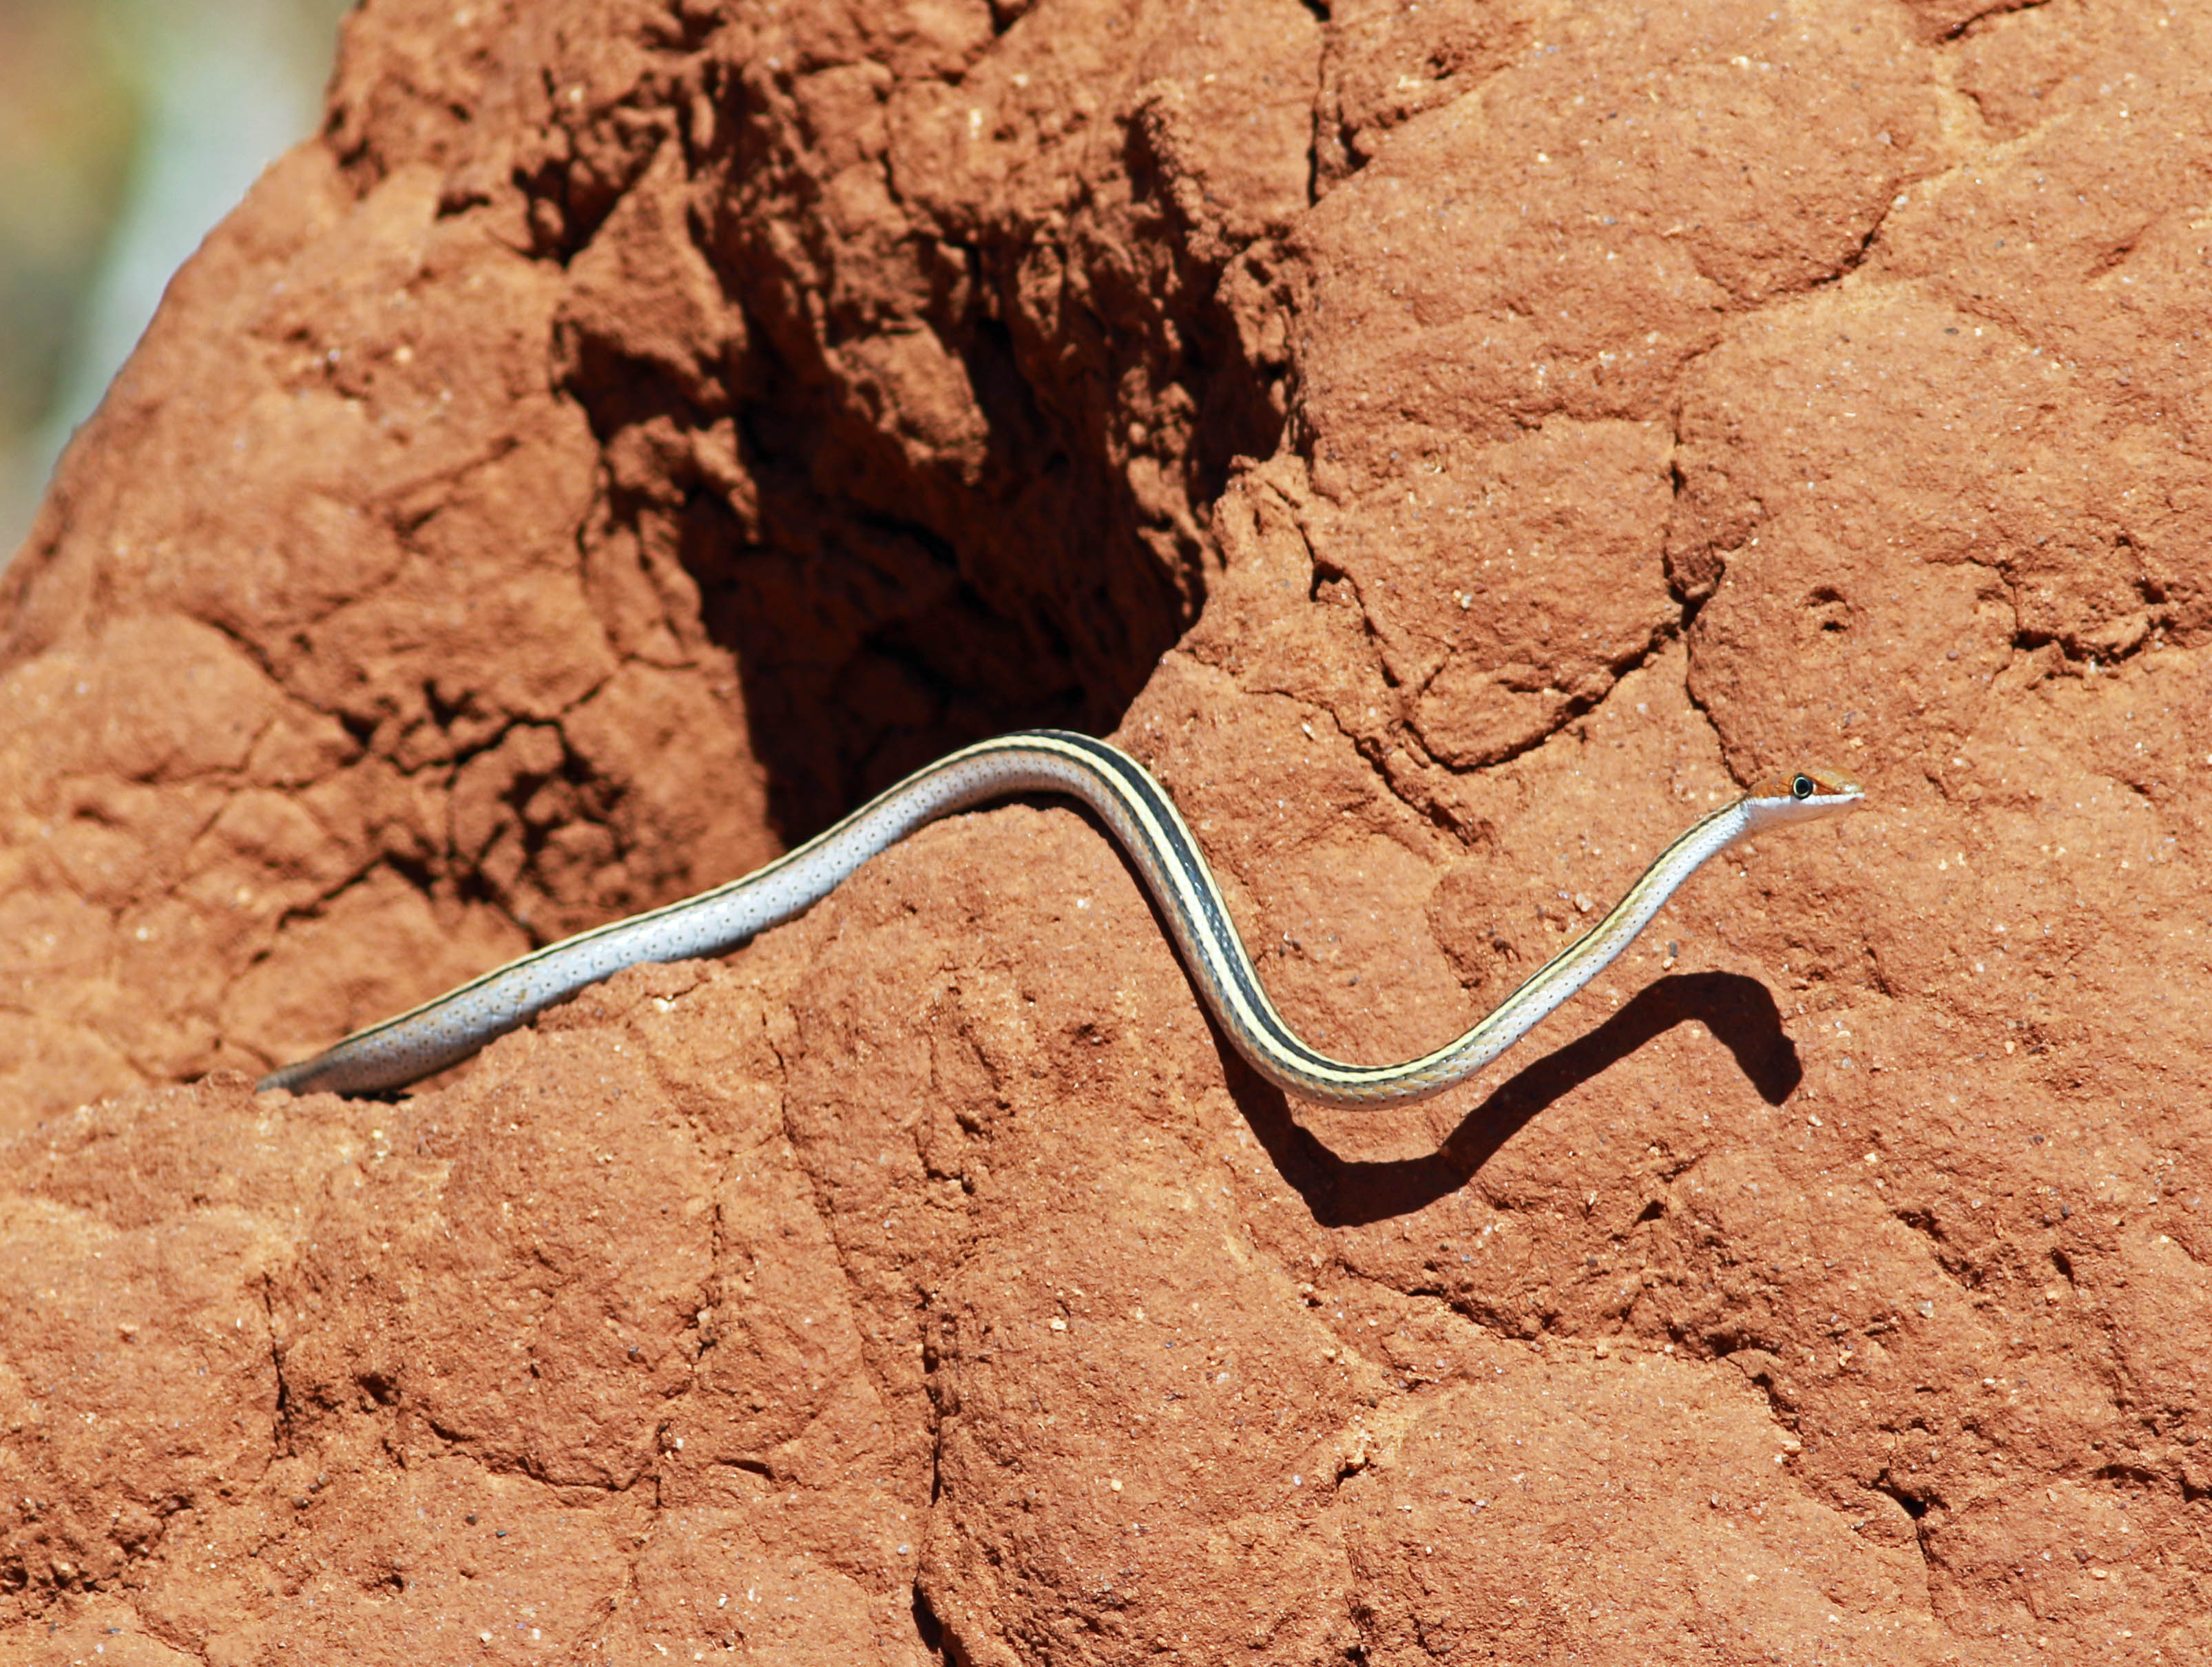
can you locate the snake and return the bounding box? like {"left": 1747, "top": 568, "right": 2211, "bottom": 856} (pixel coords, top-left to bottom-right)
{"left": 258, "top": 729, "right": 1863, "bottom": 1104}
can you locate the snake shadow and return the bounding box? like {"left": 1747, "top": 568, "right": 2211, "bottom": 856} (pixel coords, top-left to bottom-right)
{"left": 1222, "top": 971, "right": 1801, "bottom": 1228}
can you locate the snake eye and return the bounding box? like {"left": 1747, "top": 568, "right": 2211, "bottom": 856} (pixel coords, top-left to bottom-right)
{"left": 1791, "top": 775, "right": 1815, "bottom": 800}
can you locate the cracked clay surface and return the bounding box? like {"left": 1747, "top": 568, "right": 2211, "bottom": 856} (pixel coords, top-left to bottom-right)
{"left": 5, "top": 0, "right": 2212, "bottom": 1661}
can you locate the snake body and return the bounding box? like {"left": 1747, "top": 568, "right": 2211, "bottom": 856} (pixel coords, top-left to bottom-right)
{"left": 258, "top": 729, "right": 1861, "bottom": 1104}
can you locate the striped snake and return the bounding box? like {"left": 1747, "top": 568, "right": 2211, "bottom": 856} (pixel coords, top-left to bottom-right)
{"left": 258, "top": 730, "right": 1862, "bottom": 1104}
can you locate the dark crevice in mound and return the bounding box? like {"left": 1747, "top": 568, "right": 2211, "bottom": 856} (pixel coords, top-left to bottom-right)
{"left": 550, "top": 39, "right": 1290, "bottom": 844}
{"left": 553, "top": 239, "right": 1282, "bottom": 836}
{"left": 696, "top": 310, "right": 1158, "bottom": 841}
{"left": 911, "top": 1582, "right": 950, "bottom": 1659}
{"left": 1877, "top": 1478, "right": 1934, "bottom": 1521}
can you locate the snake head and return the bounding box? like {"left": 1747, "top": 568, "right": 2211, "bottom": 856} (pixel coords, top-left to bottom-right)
{"left": 1741, "top": 765, "right": 1864, "bottom": 829}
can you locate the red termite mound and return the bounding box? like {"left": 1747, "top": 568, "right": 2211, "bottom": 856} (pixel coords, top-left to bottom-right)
{"left": 4, "top": 1, "right": 2211, "bottom": 1661}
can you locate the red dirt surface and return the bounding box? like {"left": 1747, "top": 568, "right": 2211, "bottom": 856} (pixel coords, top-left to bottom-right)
{"left": 5, "top": 0, "right": 2211, "bottom": 1661}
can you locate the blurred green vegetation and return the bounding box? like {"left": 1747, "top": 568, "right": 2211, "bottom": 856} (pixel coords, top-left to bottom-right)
{"left": 0, "top": 0, "right": 353, "bottom": 558}
{"left": 0, "top": 1, "right": 136, "bottom": 442}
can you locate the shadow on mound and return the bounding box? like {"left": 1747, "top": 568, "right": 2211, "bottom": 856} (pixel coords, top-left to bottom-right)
{"left": 1233, "top": 971, "right": 1802, "bottom": 1229}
